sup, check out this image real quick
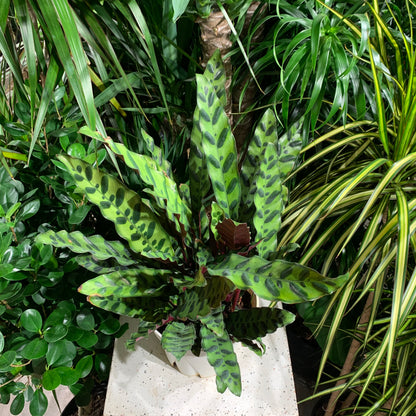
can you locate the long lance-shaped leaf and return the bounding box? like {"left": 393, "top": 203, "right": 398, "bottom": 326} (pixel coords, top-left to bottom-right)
{"left": 254, "top": 143, "right": 286, "bottom": 258}
{"left": 141, "top": 129, "right": 172, "bottom": 176}
{"left": 87, "top": 295, "right": 172, "bottom": 321}
{"left": 161, "top": 322, "right": 196, "bottom": 361}
{"left": 197, "top": 74, "right": 241, "bottom": 219}
{"left": 384, "top": 187, "right": 409, "bottom": 390}
{"left": 207, "top": 254, "right": 348, "bottom": 303}
{"left": 189, "top": 51, "right": 228, "bottom": 217}
{"left": 240, "top": 109, "right": 278, "bottom": 211}
{"left": 226, "top": 307, "right": 295, "bottom": 340}
{"left": 276, "top": 119, "right": 303, "bottom": 178}
{"left": 58, "top": 155, "right": 179, "bottom": 262}
{"left": 78, "top": 268, "right": 172, "bottom": 298}
{"left": 76, "top": 255, "right": 128, "bottom": 275}
{"left": 35, "top": 230, "right": 134, "bottom": 266}
{"left": 200, "top": 310, "right": 241, "bottom": 396}
{"left": 100, "top": 136, "right": 191, "bottom": 236}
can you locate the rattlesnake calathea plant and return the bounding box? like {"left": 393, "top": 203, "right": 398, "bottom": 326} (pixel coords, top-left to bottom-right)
{"left": 36, "top": 52, "right": 347, "bottom": 396}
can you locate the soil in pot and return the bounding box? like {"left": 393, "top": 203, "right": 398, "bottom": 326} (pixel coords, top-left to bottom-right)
{"left": 61, "top": 383, "right": 107, "bottom": 416}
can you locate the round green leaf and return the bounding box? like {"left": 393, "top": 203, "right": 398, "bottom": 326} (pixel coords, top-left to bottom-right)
{"left": 67, "top": 143, "right": 86, "bottom": 159}
{"left": 21, "top": 339, "right": 48, "bottom": 360}
{"left": 55, "top": 367, "right": 80, "bottom": 386}
{"left": 75, "top": 356, "right": 93, "bottom": 379}
{"left": 76, "top": 331, "right": 98, "bottom": 349}
{"left": 44, "top": 325, "right": 68, "bottom": 343}
{"left": 99, "top": 317, "right": 121, "bottom": 335}
{"left": 42, "top": 369, "right": 61, "bottom": 391}
{"left": 94, "top": 353, "right": 111, "bottom": 381}
{"left": 18, "top": 200, "right": 41, "bottom": 221}
{"left": 10, "top": 393, "right": 24, "bottom": 415}
{"left": 20, "top": 309, "right": 43, "bottom": 333}
{"left": 76, "top": 310, "right": 95, "bottom": 331}
{"left": 29, "top": 389, "right": 48, "bottom": 416}
{"left": 0, "top": 350, "right": 16, "bottom": 370}
{"left": 68, "top": 205, "right": 91, "bottom": 225}
{"left": 46, "top": 340, "right": 77, "bottom": 367}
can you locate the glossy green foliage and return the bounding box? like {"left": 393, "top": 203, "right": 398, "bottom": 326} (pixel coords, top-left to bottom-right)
{"left": 207, "top": 254, "right": 348, "bottom": 303}
{"left": 226, "top": 307, "right": 295, "bottom": 340}
{"left": 36, "top": 230, "right": 134, "bottom": 266}
{"left": 161, "top": 322, "right": 196, "bottom": 361}
{"left": 200, "top": 310, "right": 241, "bottom": 396}
{"left": 58, "top": 155, "right": 180, "bottom": 262}
{"left": 196, "top": 73, "right": 241, "bottom": 219}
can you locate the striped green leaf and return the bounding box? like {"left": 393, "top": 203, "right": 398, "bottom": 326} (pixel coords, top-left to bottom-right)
{"left": 35, "top": 230, "right": 134, "bottom": 266}
{"left": 196, "top": 74, "right": 241, "bottom": 219}
{"left": 253, "top": 143, "right": 286, "bottom": 258}
{"left": 161, "top": 322, "right": 197, "bottom": 361}
{"left": 58, "top": 155, "right": 179, "bottom": 262}
{"left": 200, "top": 311, "right": 241, "bottom": 396}
{"left": 101, "top": 137, "right": 191, "bottom": 234}
{"left": 141, "top": 129, "right": 172, "bottom": 177}
{"left": 226, "top": 307, "right": 295, "bottom": 340}
{"left": 78, "top": 269, "right": 171, "bottom": 298}
{"left": 207, "top": 254, "right": 348, "bottom": 303}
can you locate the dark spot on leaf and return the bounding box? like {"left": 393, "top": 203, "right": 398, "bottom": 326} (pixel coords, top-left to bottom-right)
{"left": 115, "top": 188, "right": 125, "bottom": 207}
{"left": 85, "top": 165, "right": 93, "bottom": 181}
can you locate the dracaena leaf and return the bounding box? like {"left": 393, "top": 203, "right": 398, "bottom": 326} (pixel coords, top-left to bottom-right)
{"left": 78, "top": 268, "right": 171, "bottom": 298}
{"left": 161, "top": 322, "right": 196, "bottom": 361}
{"left": 207, "top": 254, "right": 348, "bottom": 303}
{"left": 35, "top": 230, "right": 134, "bottom": 266}
{"left": 200, "top": 309, "right": 241, "bottom": 396}
{"left": 196, "top": 73, "right": 241, "bottom": 219}
{"left": 225, "top": 307, "right": 295, "bottom": 340}
{"left": 58, "top": 155, "right": 180, "bottom": 262}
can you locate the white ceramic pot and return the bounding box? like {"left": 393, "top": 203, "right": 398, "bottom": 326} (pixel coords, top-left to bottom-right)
{"left": 154, "top": 330, "right": 216, "bottom": 378}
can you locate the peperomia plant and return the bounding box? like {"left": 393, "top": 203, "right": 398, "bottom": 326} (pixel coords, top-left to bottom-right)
{"left": 36, "top": 52, "right": 347, "bottom": 396}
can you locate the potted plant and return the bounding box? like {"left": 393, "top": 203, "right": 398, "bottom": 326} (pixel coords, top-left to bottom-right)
{"left": 37, "top": 52, "right": 347, "bottom": 396}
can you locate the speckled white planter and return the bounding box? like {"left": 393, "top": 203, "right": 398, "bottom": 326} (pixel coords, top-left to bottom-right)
{"left": 104, "top": 306, "right": 299, "bottom": 416}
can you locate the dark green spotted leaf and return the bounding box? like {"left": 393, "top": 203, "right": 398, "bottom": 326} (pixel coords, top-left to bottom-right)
{"left": 207, "top": 254, "right": 348, "bottom": 303}
{"left": 240, "top": 109, "right": 278, "bottom": 212}
{"left": 254, "top": 143, "right": 286, "bottom": 258}
{"left": 78, "top": 268, "right": 170, "bottom": 298}
{"left": 36, "top": 230, "right": 134, "bottom": 266}
{"left": 75, "top": 255, "right": 122, "bottom": 274}
{"left": 195, "top": 276, "right": 234, "bottom": 309}
{"left": 203, "top": 49, "right": 227, "bottom": 107}
{"left": 175, "top": 290, "right": 210, "bottom": 320}
{"left": 57, "top": 156, "right": 180, "bottom": 262}
{"left": 100, "top": 137, "right": 191, "bottom": 238}
{"left": 196, "top": 74, "right": 241, "bottom": 219}
{"left": 87, "top": 296, "right": 173, "bottom": 322}
{"left": 141, "top": 129, "right": 172, "bottom": 176}
{"left": 161, "top": 322, "right": 196, "bottom": 361}
{"left": 226, "top": 307, "right": 295, "bottom": 340}
{"left": 200, "top": 312, "right": 241, "bottom": 396}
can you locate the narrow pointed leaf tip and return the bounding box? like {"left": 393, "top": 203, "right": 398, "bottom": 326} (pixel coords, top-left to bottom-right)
{"left": 207, "top": 254, "right": 348, "bottom": 303}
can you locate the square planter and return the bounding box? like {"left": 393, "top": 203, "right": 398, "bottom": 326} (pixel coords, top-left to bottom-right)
{"left": 104, "top": 314, "right": 299, "bottom": 416}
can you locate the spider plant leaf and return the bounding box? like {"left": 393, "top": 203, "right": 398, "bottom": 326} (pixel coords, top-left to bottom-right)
{"left": 200, "top": 311, "right": 241, "bottom": 396}
{"left": 58, "top": 155, "right": 180, "bottom": 262}
{"left": 226, "top": 307, "right": 295, "bottom": 340}
{"left": 384, "top": 188, "right": 409, "bottom": 389}
{"left": 78, "top": 268, "right": 171, "bottom": 298}
{"left": 35, "top": 230, "right": 134, "bottom": 266}
{"left": 253, "top": 143, "right": 285, "bottom": 258}
{"left": 161, "top": 322, "right": 196, "bottom": 361}
{"left": 207, "top": 254, "right": 348, "bottom": 303}
{"left": 100, "top": 136, "right": 191, "bottom": 234}
{"left": 197, "top": 74, "right": 241, "bottom": 218}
